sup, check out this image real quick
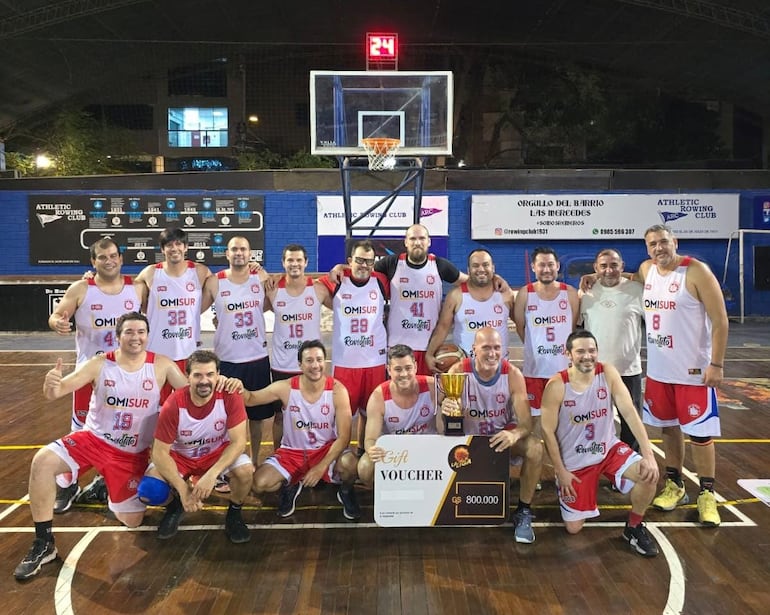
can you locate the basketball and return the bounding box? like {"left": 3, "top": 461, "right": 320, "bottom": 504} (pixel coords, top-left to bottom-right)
{"left": 434, "top": 343, "right": 466, "bottom": 373}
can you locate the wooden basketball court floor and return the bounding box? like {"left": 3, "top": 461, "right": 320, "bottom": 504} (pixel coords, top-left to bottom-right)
{"left": 1, "top": 323, "right": 769, "bottom": 614}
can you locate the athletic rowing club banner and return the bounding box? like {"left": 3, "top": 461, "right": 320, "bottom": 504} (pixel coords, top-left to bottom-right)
{"left": 316, "top": 195, "right": 448, "bottom": 271}
{"left": 374, "top": 434, "right": 509, "bottom": 527}
{"left": 470, "top": 193, "right": 739, "bottom": 240}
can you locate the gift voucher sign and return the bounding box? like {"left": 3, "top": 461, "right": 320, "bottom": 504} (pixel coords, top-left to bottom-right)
{"left": 374, "top": 434, "right": 509, "bottom": 527}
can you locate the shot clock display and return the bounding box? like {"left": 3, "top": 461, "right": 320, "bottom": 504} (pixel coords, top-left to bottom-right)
{"left": 366, "top": 32, "right": 398, "bottom": 67}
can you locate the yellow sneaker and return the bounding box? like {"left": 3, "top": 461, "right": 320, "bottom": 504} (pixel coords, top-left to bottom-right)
{"left": 697, "top": 490, "right": 721, "bottom": 526}
{"left": 652, "top": 479, "right": 689, "bottom": 511}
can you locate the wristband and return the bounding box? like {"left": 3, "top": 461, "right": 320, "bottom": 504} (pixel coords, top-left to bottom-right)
{"left": 709, "top": 362, "right": 723, "bottom": 369}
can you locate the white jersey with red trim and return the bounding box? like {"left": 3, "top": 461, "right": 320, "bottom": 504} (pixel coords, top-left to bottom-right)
{"left": 271, "top": 277, "right": 322, "bottom": 373}
{"left": 452, "top": 283, "right": 509, "bottom": 356}
{"left": 85, "top": 351, "right": 161, "bottom": 453}
{"left": 147, "top": 262, "right": 201, "bottom": 361}
{"left": 555, "top": 364, "right": 618, "bottom": 472}
{"left": 522, "top": 282, "right": 572, "bottom": 378}
{"left": 74, "top": 276, "right": 141, "bottom": 365}
{"left": 213, "top": 270, "right": 268, "bottom": 363}
{"left": 643, "top": 257, "right": 712, "bottom": 384}
{"left": 169, "top": 390, "right": 230, "bottom": 459}
{"left": 387, "top": 254, "right": 442, "bottom": 351}
{"left": 457, "top": 357, "right": 513, "bottom": 436}
{"left": 281, "top": 376, "right": 338, "bottom": 450}
{"left": 331, "top": 271, "right": 388, "bottom": 368}
{"left": 380, "top": 375, "right": 437, "bottom": 435}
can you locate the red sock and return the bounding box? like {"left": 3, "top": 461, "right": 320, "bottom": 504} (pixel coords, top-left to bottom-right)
{"left": 628, "top": 512, "right": 644, "bottom": 527}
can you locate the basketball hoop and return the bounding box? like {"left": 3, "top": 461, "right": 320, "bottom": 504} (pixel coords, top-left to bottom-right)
{"left": 361, "top": 137, "right": 401, "bottom": 171}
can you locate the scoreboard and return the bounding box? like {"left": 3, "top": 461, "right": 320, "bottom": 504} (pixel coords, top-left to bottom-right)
{"left": 29, "top": 193, "right": 265, "bottom": 266}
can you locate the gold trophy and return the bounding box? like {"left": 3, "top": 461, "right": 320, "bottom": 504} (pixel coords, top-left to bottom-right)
{"left": 439, "top": 373, "right": 467, "bottom": 436}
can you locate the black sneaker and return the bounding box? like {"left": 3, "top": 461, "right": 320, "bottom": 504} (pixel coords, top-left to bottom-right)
{"left": 53, "top": 483, "right": 81, "bottom": 514}
{"left": 157, "top": 495, "right": 184, "bottom": 540}
{"left": 277, "top": 482, "right": 302, "bottom": 518}
{"left": 77, "top": 475, "right": 108, "bottom": 504}
{"left": 623, "top": 522, "right": 659, "bottom": 557}
{"left": 337, "top": 485, "right": 361, "bottom": 520}
{"left": 225, "top": 511, "right": 251, "bottom": 544}
{"left": 14, "top": 539, "right": 57, "bottom": 580}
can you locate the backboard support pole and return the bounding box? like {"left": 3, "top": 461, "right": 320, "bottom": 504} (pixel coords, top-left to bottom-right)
{"left": 338, "top": 156, "right": 425, "bottom": 241}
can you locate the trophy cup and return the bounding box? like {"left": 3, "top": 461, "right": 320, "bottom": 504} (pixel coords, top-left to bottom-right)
{"left": 439, "top": 373, "right": 467, "bottom": 436}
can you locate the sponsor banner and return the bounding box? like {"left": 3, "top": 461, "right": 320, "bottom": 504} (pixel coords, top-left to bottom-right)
{"left": 471, "top": 193, "right": 739, "bottom": 240}
{"left": 317, "top": 195, "right": 448, "bottom": 236}
{"left": 29, "top": 194, "right": 265, "bottom": 265}
{"left": 374, "top": 434, "right": 509, "bottom": 527}
{"left": 316, "top": 195, "right": 449, "bottom": 271}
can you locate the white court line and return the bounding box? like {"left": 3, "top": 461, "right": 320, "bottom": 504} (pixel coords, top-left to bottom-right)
{"left": 55, "top": 528, "right": 99, "bottom": 615}
{"left": 649, "top": 525, "right": 686, "bottom": 615}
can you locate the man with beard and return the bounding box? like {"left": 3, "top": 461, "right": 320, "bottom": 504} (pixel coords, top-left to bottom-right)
{"left": 140, "top": 350, "right": 253, "bottom": 544}
{"left": 636, "top": 224, "right": 728, "bottom": 527}
{"left": 47, "top": 237, "right": 142, "bottom": 512}
{"left": 357, "top": 344, "right": 438, "bottom": 488}
{"left": 512, "top": 246, "right": 579, "bottom": 418}
{"left": 374, "top": 224, "right": 465, "bottom": 374}
{"left": 440, "top": 327, "right": 542, "bottom": 544}
{"left": 426, "top": 249, "right": 515, "bottom": 370}
{"left": 265, "top": 244, "right": 324, "bottom": 457}
{"left": 135, "top": 227, "right": 213, "bottom": 401}
{"left": 317, "top": 240, "right": 389, "bottom": 452}
{"left": 202, "top": 236, "right": 273, "bottom": 468}
{"left": 14, "top": 312, "right": 189, "bottom": 581}
{"left": 540, "top": 330, "right": 660, "bottom": 557}
{"left": 246, "top": 340, "right": 360, "bottom": 520}
{"left": 579, "top": 248, "right": 644, "bottom": 452}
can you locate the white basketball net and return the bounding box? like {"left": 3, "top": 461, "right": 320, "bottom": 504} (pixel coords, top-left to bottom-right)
{"left": 361, "top": 138, "right": 400, "bottom": 171}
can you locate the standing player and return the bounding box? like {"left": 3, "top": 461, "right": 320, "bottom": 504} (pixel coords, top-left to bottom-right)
{"left": 202, "top": 235, "right": 273, "bottom": 467}
{"left": 245, "top": 340, "right": 360, "bottom": 520}
{"left": 14, "top": 312, "right": 188, "bottom": 581}
{"left": 265, "top": 244, "right": 324, "bottom": 446}
{"left": 440, "top": 327, "right": 542, "bottom": 543}
{"left": 317, "top": 239, "right": 389, "bottom": 449}
{"left": 357, "top": 344, "right": 438, "bottom": 487}
{"left": 426, "top": 249, "right": 514, "bottom": 371}
{"left": 512, "top": 246, "right": 579, "bottom": 418}
{"left": 638, "top": 224, "right": 728, "bottom": 526}
{"left": 140, "top": 350, "right": 253, "bottom": 543}
{"left": 47, "top": 237, "right": 142, "bottom": 512}
{"left": 540, "top": 330, "right": 660, "bottom": 557}
{"left": 579, "top": 248, "right": 644, "bottom": 451}
{"left": 135, "top": 227, "right": 213, "bottom": 400}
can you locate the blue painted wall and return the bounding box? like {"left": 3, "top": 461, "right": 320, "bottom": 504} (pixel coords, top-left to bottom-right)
{"left": 1, "top": 188, "right": 768, "bottom": 315}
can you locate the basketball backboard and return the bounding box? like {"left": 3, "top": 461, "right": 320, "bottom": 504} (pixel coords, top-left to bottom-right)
{"left": 310, "top": 70, "right": 453, "bottom": 157}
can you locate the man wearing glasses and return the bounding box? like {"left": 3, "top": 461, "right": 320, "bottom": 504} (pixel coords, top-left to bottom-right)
{"left": 317, "top": 240, "right": 390, "bottom": 452}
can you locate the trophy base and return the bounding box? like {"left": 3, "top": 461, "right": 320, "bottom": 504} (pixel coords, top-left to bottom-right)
{"left": 444, "top": 416, "right": 465, "bottom": 436}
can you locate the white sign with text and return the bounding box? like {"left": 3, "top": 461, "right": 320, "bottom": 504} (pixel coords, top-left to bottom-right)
{"left": 471, "top": 193, "right": 739, "bottom": 240}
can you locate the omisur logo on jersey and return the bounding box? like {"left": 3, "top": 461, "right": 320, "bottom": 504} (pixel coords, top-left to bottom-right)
{"left": 644, "top": 298, "right": 676, "bottom": 311}
{"left": 533, "top": 314, "right": 567, "bottom": 326}
{"left": 399, "top": 288, "right": 437, "bottom": 300}
{"left": 281, "top": 312, "right": 314, "bottom": 322}
{"left": 158, "top": 296, "right": 197, "bottom": 309}
{"left": 468, "top": 406, "right": 507, "bottom": 419}
{"left": 91, "top": 316, "right": 118, "bottom": 329}
{"left": 224, "top": 299, "right": 260, "bottom": 312}
{"left": 570, "top": 407, "right": 608, "bottom": 424}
